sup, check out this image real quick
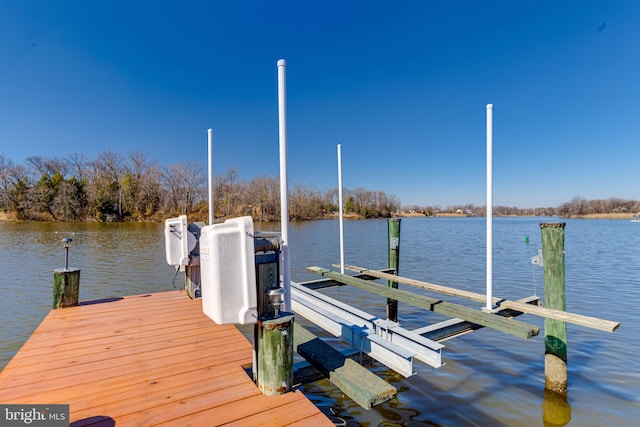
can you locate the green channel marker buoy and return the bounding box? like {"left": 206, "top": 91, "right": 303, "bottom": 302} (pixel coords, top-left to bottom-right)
{"left": 525, "top": 235, "right": 529, "bottom": 244}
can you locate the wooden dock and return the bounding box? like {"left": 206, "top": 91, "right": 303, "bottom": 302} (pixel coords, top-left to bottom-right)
{"left": 0, "top": 290, "right": 333, "bottom": 426}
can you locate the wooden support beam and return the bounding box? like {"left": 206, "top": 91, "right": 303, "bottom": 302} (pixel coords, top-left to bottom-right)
{"left": 338, "top": 264, "right": 620, "bottom": 333}
{"left": 499, "top": 300, "right": 618, "bottom": 332}
{"left": 308, "top": 267, "right": 539, "bottom": 340}
{"left": 293, "top": 323, "right": 396, "bottom": 409}
{"left": 338, "top": 263, "right": 487, "bottom": 302}
{"left": 413, "top": 296, "right": 541, "bottom": 342}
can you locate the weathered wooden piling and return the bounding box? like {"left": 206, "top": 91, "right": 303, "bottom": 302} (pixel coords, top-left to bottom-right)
{"left": 257, "top": 313, "right": 295, "bottom": 396}
{"left": 540, "top": 222, "right": 568, "bottom": 395}
{"left": 387, "top": 218, "right": 401, "bottom": 321}
{"left": 52, "top": 268, "right": 80, "bottom": 309}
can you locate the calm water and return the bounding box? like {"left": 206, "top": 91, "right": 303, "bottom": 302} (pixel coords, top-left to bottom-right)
{"left": 1, "top": 218, "right": 638, "bottom": 426}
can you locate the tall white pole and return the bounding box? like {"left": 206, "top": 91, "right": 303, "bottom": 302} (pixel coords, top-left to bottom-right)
{"left": 208, "top": 128, "right": 214, "bottom": 226}
{"left": 277, "top": 59, "right": 291, "bottom": 312}
{"left": 485, "top": 103, "right": 493, "bottom": 310}
{"left": 337, "top": 144, "right": 345, "bottom": 274}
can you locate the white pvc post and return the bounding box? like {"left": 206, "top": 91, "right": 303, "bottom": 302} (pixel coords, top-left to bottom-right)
{"left": 208, "top": 128, "right": 214, "bottom": 226}
{"left": 277, "top": 59, "right": 291, "bottom": 312}
{"left": 337, "top": 144, "right": 344, "bottom": 274}
{"left": 485, "top": 103, "right": 493, "bottom": 310}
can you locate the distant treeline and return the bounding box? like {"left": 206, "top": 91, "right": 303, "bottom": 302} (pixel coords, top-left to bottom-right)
{"left": 404, "top": 196, "right": 640, "bottom": 217}
{"left": 1, "top": 152, "right": 636, "bottom": 222}
{"left": 0, "top": 152, "right": 400, "bottom": 222}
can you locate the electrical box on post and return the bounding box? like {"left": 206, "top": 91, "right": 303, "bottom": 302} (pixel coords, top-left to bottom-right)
{"left": 164, "top": 215, "right": 196, "bottom": 268}
{"left": 200, "top": 216, "right": 258, "bottom": 325}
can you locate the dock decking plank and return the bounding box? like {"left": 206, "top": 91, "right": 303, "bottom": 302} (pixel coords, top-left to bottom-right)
{"left": 228, "top": 397, "right": 330, "bottom": 426}
{"left": 0, "top": 346, "right": 251, "bottom": 402}
{"left": 72, "top": 372, "right": 259, "bottom": 423}
{"left": 0, "top": 335, "right": 248, "bottom": 390}
{"left": 156, "top": 390, "right": 319, "bottom": 426}
{"left": 0, "top": 290, "right": 333, "bottom": 426}
{"left": 113, "top": 382, "right": 261, "bottom": 426}
{"left": 2, "top": 328, "right": 242, "bottom": 376}
{"left": 68, "top": 365, "right": 250, "bottom": 416}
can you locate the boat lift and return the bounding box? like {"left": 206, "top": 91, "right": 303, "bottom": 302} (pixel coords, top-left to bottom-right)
{"left": 184, "top": 58, "right": 620, "bottom": 409}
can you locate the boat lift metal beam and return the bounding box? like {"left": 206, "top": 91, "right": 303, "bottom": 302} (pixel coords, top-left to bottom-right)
{"left": 291, "top": 281, "right": 443, "bottom": 378}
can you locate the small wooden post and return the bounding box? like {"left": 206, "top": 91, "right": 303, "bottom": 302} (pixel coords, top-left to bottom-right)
{"left": 53, "top": 268, "right": 80, "bottom": 309}
{"left": 256, "top": 313, "right": 294, "bottom": 396}
{"left": 387, "top": 218, "right": 401, "bottom": 321}
{"left": 540, "top": 222, "right": 568, "bottom": 395}
{"left": 53, "top": 237, "right": 80, "bottom": 309}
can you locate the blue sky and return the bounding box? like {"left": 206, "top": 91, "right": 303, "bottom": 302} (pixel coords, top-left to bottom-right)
{"left": 1, "top": 1, "right": 638, "bottom": 208}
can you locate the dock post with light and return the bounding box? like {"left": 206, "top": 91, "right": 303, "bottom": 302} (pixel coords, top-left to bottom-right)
{"left": 53, "top": 237, "right": 80, "bottom": 309}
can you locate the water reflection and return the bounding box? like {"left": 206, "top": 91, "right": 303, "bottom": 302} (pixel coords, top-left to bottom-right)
{"left": 542, "top": 389, "right": 572, "bottom": 426}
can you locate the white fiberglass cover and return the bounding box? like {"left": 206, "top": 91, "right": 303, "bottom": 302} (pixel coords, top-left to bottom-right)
{"left": 164, "top": 215, "right": 196, "bottom": 266}
{"left": 199, "top": 216, "right": 257, "bottom": 325}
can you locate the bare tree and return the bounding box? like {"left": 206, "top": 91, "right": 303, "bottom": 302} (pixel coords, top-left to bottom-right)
{"left": 89, "top": 151, "right": 125, "bottom": 220}
{"left": 244, "top": 175, "right": 279, "bottom": 221}
{"left": 161, "top": 162, "right": 206, "bottom": 215}
{"left": 120, "top": 151, "right": 161, "bottom": 220}
{"left": 69, "top": 153, "right": 89, "bottom": 182}
{"left": 25, "top": 156, "right": 69, "bottom": 179}
{"left": 23, "top": 156, "right": 74, "bottom": 220}
{"left": 0, "top": 155, "right": 29, "bottom": 217}
{"left": 214, "top": 167, "right": 241, "bottom": 218}
{"left": 289, "top": 183, "right": 324, "bottom": 220}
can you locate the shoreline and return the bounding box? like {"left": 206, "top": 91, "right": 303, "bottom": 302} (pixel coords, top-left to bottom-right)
{"left": 2, "top": 211, "right": 636, "bottom": 223}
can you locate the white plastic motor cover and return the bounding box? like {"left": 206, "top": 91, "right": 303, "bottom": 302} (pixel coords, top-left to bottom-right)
{"left": 164, "top": 215, "right": 196, "bottom": 266}
{"left": 199, "top": 216, "right": 257, "bottom": 325}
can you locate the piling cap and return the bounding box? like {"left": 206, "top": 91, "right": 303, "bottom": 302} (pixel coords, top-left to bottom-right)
{"left": 540, "top": 223, "right": 566, "bottom": 229}
{"left": 277, "top": 59, "right": 286, "bottom": 67}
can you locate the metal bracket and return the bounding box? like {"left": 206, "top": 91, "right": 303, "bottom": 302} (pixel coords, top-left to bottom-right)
{"left": 530, "top": 249, "right": 543, "bottom": 267}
